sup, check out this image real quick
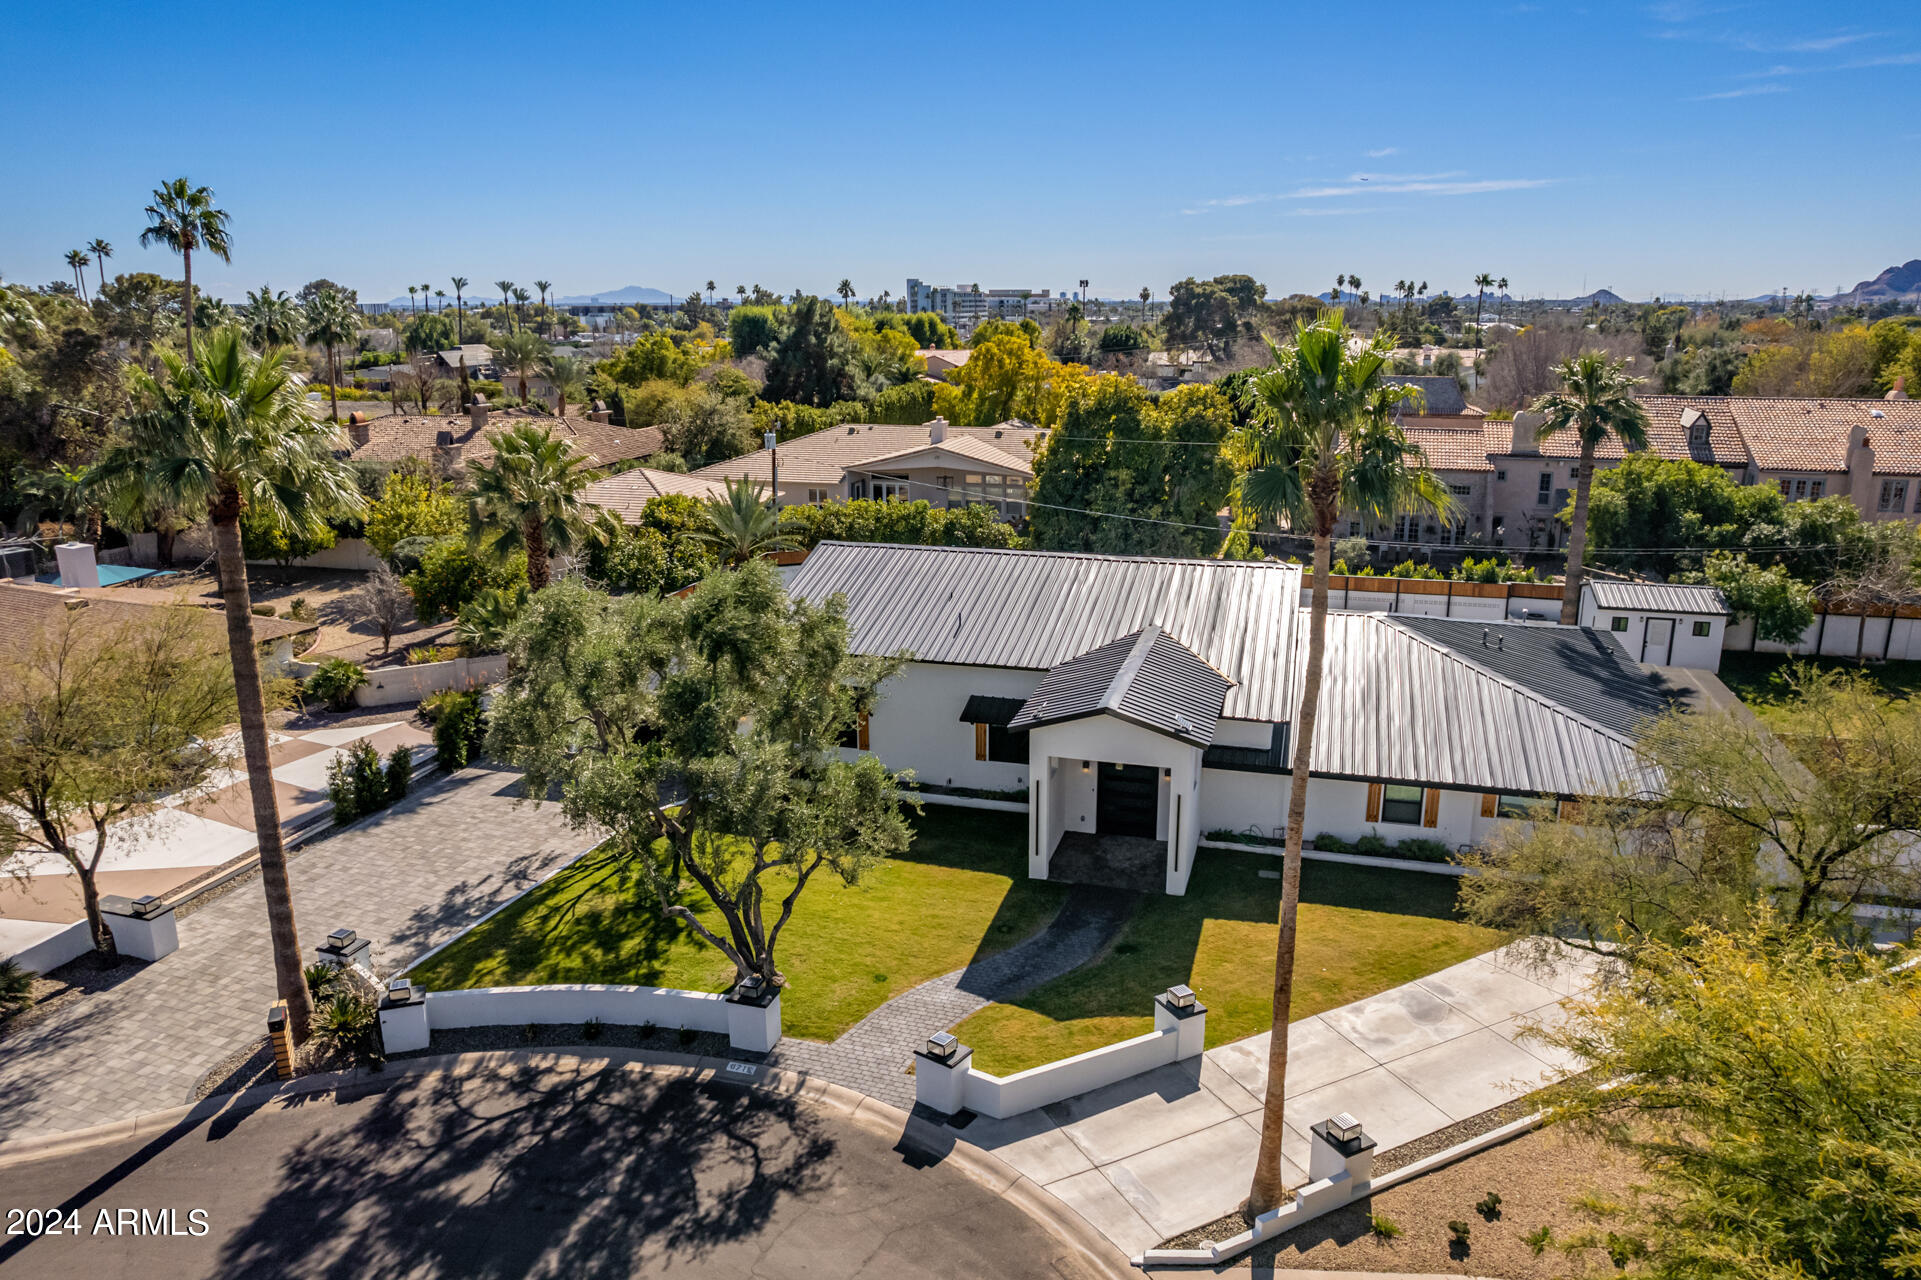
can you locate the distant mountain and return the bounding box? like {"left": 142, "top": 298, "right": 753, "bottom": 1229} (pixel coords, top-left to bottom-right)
{"left": 551, "top": 285, "right": 674, "bottom": 306}
{"left": 1838, "top": 259, "right": 1921, "bottom": 303}
{"left": 1571, "top": 288, "right": 1626, "bottom": 306}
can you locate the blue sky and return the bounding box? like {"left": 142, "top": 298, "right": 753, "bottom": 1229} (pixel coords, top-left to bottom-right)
{"left": 2, "top": 1, "right": 1914, "bottom": 305}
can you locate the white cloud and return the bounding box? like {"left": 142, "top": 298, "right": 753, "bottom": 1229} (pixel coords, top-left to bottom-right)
{"left": 1365, "top": 146, "right": 1398, "bottom": 157}
{"left": 1290, "top": 176, "right": 1555, "bottom": 198}
{"left": 1288, "top": 206, "right": 1380, "bottom": 217}
{"left": 1688, "top": 81, "right": 1789, "bottom": 99}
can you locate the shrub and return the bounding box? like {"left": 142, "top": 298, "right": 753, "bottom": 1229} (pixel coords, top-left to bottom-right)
{"left": 250, "top": 602, "right": 276, "bottom": 617}
{"left": 1310, "top": 832, "right": 1352, "bottom": 853}
{"left": 1605, "top": 1232, "right": 1648, "bottom": 1268}
{"left": 303, "top": 962, "right": 341, "bottom": 1001}
{"left": 406, "top": 644, "right": 457, "bottom": 665}
{"left": 315, "top": 992, "right": 383, "bottom": 1066}
{"left": 306, "top": 658, "right": 367, "bottom": 711}
{"left": 0, "top": 958, "right": 33, "bottom": 1013}
{"left": 1394, "top": 837, "right": 1453, "bottom": 863}
{"left": 1476, "top": 1191, "right": 1503, "bottom": 1220}
{"left": 582, "top": 1016, "right": 604, "bottom": 1041}
{"left": 1353, "top": 833, "right": 1391, "bottom": 855}
{"left": 405, "top": 537, "right": 527, "bottom": 623}
{"left": 425, "top": 689, "right": 484, "bottom": 768}
{"left": 1447, "top": 1220, "right": 1471, "bottom": 1245}
{"left": 1369, "top": 1212, "right": 1402, "bottom": 1239}
{"left": 384, "top": 745, "right": 413, "bottom": 802}
{"left": 327, "top": 739, "right": 388, "bottom": 825}
{"left": 287, "top": 596, "right": 317, "bottom": 622}
{"left": 1525, "top": 1225, "right": 1553, "bottom": 1255}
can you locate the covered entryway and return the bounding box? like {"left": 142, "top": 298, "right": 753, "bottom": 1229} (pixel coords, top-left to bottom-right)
{"left": 1096, "top": 762, "right": 1159, "bottom": 837}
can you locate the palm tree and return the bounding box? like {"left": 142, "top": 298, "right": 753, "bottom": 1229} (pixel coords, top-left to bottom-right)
{"left": 88, "top": 239, "right": 112, "bottom": 293}
{"left": 242, "top": 285, "right": 301, "bottom": 348}
{"left": 512, "top": 286, "right": 531, "bottom": 328}
{"left": 495, "top": 280, "right": 515, "bottom": 330}
{"left": 451, "top": 276, "right": 469, "bottom": 344}
{"left": 434, "top": 288, "right": 446, "bottom": 314}
{"left": 303, "top": 289, "right": 359, "bottom": 423}
{"left": 408, "top": 285, "right": 418, "bottom": 316}
{"left": 1140, "top": 286, "right": 1151, "bottom": 322}
{"left": 705, "top": 280, "right": 716, "bottom": 305}
{"left": 534, "top": 279, "right": 552, "bottom": 320}
{"left": 1347, "top": 273, "right": 1361, "bottom": 303}
{"left": 736, "top": 284, "right": 747, "bottom": 305}
{"left": 1334, "top": 273, "right": 1346, "bottom": 303}
{"left": 92, "top": 330, "right": 365, "bottom": 1042}
{"left": 540, "top": 353, "right": 587, "bottom": 417}
{"left": 1496, "top": 276, "right": 1510, "bottom": 322}
{"left": 421, "top": 284, "right": 431, "bottom": 317}
{"left": 496, "top": 329, "right": 545, "bottom": 404}
{"left": 1230, "top": 310, "right": 1450, "bottom": 1214}
{"left": 1532, "top": 353, "right": 1651, "bottom": 624}
{"left": 66, "top": 250, "right": 91, "bottom": 301}
{"left": 837, "top": 278, "right": 855, "bottom": 308}
{"left": 467, "top": 424, "right": 600, "bottom": 591}
{"left": 1472, "top": 272, "right": 1494, "bottom": 359}
{"left": 141, "top": 178, "right": 232, "bottom": 361}
{"left": 697, "top": 478, "right": 796, "bottom": 566}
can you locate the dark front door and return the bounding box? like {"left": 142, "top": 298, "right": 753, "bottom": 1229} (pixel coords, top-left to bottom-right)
{"left": 1097, "top": 763, "right": 1159, "bottom": 838}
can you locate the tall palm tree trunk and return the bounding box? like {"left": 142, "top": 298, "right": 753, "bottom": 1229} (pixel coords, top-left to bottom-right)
{"left": 1560, "top": 440, "right": 1596, "bottom": 625}
{"left": 182, "top": 247, "right": 195, "bottom": 362}
{"left": 1249, "top": 504, "right": 1335, "bottom": 1212}
{"left": 524, "top": 514, "right": 550, "bottom": 590}
{"left": 326, "top": 344, "right": 340, "bottom": 422}
{"left": 210, "top": 492, "right": 313, "bottom": 1041}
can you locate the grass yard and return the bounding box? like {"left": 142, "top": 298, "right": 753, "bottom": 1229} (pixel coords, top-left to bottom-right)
{"left": 408, "top": 807, "right": 1067, "bottom": 1043}
{"left": 1717, "top": 651, "right": 1921, "bottom": 733}
{"left": 952, "top": 850, "right": 1503, "bottom": 1074}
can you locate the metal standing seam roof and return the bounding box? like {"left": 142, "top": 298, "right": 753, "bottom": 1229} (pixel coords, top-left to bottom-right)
{"left": 1009, "top": 626, "right": 1232, "bottom": 747}
{"left": 1307, "top": 613, "right": 1660, "bottom": 797}
{"left": 1585, "top": 580, "right": 1731, "bottom": 615}
{"left": 784, "top": 542, "right": 1304, "bottom": 723}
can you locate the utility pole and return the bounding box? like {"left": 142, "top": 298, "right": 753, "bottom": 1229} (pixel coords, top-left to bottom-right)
{"left": 765, "top": 428, "right": 780, "bottom": 516}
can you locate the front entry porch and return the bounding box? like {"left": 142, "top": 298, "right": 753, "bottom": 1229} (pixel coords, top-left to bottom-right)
{"left": 1043, "top": 831, "right": 1167, "bottom": 894}
{"left": 1027, "top": 723, "right": 1204, "bottom": 896}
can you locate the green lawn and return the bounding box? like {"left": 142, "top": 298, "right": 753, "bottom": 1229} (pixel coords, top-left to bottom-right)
{"left": 951, "top": 851, "right": 1503, "bottom": 1074}
{"left": 409, "top": 807, "right": 1068, "bottom": 1043}
{"left": 1716, "top": 651, "right": 1921, "bottom": 733}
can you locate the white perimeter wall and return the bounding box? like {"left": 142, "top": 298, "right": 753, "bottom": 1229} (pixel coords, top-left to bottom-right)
{"left": 1726, "top": 611, "right": 1921, "bottom": 662}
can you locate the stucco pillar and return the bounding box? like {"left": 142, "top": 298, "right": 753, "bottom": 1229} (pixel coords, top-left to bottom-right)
{"left": 1165, "top": 745, "right": 1203, "bottom": 895}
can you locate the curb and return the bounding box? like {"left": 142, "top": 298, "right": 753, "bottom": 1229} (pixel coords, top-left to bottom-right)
{"left": 0, "top": 1047, "right": 1136, "bottom": 1278}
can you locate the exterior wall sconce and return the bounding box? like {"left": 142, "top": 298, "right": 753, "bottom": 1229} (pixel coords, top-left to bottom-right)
{"left": 1082, "top": 760, "right": 1090, "bottom": 773}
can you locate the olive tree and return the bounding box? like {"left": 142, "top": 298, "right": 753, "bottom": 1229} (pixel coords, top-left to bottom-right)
{"left": 485, "top": 562, "right": 911, "bottom": 987}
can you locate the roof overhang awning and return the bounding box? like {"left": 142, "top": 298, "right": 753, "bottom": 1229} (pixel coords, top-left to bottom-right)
{"left": 958, "top": 695, "right": 1026, "bottom": 726}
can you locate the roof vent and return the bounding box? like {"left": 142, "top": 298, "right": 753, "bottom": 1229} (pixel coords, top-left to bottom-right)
{"left": 1871, "top": 409, "right": 1886, "bottom": 418}
{"left": 1481, "top": 627, "right": 1490, "bottom": 647}
{"left": 1496, "top": 633, "right": 1505, "bottom": 651}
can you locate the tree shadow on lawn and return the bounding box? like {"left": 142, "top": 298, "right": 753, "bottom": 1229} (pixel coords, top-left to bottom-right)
{"left": 214, "top": 1062, "right": 836, "bottom": 1280}
{"left": 892, "top": 806, "right": 1075, "bottom": 969}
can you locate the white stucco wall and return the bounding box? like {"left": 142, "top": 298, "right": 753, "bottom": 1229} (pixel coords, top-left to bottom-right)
{"left": 852, "top": 661, "right": 1040, "bottom": 792}
{"left": 1028, "top": 716, "right": 1202, "bottom": 893}
{"left": 1199, "top": 768, "right": 1288, "bottom": 840}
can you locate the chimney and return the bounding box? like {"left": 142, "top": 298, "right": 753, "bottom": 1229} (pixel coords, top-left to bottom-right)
{"left": 1508, "top": 410, "right": 1544, "bottom": 456}
{"left": 588, "top": 398, "right": 611, "bottom": 424}
{"left": 1847, "top": 423, "right": 1874, "bottom": 499}
{"left": 434, "top": 429, "right": 464, "bottom": 479}
{"left": 347, "top": 412, "right": 372, "bottom": 448}
{"left": 1889, "top": 374, "right": 1910, "bottom": 401}
{"left": 928, "top": 415, "right": 947, "bottom": 444}
{"left": 55, "top": 541, "right": 101, "bottom": 589}
{"left": 469, "top": 396, "right": 489, "bottom": 433}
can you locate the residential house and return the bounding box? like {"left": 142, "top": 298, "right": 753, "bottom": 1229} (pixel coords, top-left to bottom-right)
{"left": 0, "top": 575, "right": 318, "bottom": 675}
{"left": 787, "top": 542, "right": 1672, "bottom": 895}
{"left": 338, "top": 402, "right": 664, "bottom": 480}
{"left": 433, "top": 345, "right": 498, "bottom": 380}
{"left": 1579, "top": 581, "right": 1730, "bottom": 668}
{"left": 583, "top": 467, "right": 729, "bottom": 523}
{"left": 917, "top": 349, "right": 971, "bottom": 380}
{"left": 691, "top": 418, "right": 1044, "bottom": 519}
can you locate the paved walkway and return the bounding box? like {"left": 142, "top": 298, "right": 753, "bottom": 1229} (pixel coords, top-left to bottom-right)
{"left": 0, "top": 764, "right": 591, "bottom": 1142}
{"left": 945, "top": 941, "right": 1603, "bottom": 1257}
{"left": 770, "top": 885, "right": 1133, "bottom": 1108}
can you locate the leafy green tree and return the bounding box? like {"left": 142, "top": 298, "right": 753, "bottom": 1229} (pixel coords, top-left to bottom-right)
{"left": 139, "top": 178, "right": 231, "bottom": 361}
{"left": 602, "top": 332, "right": 700, "bottom": 386}
{"left": 467, "top": 424, "right": 602, "bottom": 591}
{"left": 363, "top": 466, "right": 463, "bottom": 558}
{"left": 780, "top": 498, "right": 1019, "bottom": 550}
{"left": 1535, "top": 920, "right": 1921, "bottom": 1280}
{"left": 0, "top": 603, "right": 234, "bottom": 954}
{"left": 970, "top": 317, "right": 1042, "bottom": 349}
{"left": 241, "top": 501, "right": 336, "bottom": 568}
{"left": 662, "top": 386, "right": 756, "bottom": 469}
{"left": 585, "top": 495, "right": 717, "bottom": 593}
{"left": 761, "top": 295, "right": 859, "bottom": 406}
{"left": 1164, "top": 274, "right": 1267, "bottom": 360}
{"left": 454, "top": 582, "right": 529, "bottom": 652}
{"left": 1231, "top": 311, "right": 1449, "bottom": 1214}
{"left": 484, "top": 565, "right": 913, "bottom": 988}
{"left": 932, "top": 333, "right": 1089, "bottom": 427}
{"left": 697, "top": 478, "right": 796, "bottom": 565}
{"left": 1028, "top": 379, "right": 1234, "bottom": 556}
{"left": 897, "top": 312, "right": 959, "bottom": 349}
{"left": 726, "top": 304, "right": 787, "bottom": 358}
{"left": 1532, "top": 353, "right": 1651, "bottom": 624}
{"left": 1692, "top": 552, "right": 1814, "bottom": 644}
{"left": 404, "top": 536, "right": 528, "bottom": 621}
{"left": 91, "top": 330, "right": 363, "bottom": 1039}
{"left": 401, "top": 311, "right": 456, "bottom": 355}
{"left": 1579, "top": 453, "right": 1783, "bottom": 576}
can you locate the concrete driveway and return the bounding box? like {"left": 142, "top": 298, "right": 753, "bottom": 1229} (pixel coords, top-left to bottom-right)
{"left": 0, "top": 1055, "right": 1122, "bottom": 1280}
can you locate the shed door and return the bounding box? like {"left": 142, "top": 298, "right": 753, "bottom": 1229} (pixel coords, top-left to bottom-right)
{"left": 1642, "top": 617, "right": 1675, "bottom": 665}
{"left": 1097, "top": 763, "right": 1159, "bottom": 838}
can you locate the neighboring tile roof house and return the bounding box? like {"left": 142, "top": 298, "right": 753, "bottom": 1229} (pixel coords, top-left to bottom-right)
{"left": 692, "top": 421, "right": 1042, "bottom": 487}
{"left": 583, "top": 467, "right": 729, "bottom": 523}
{"left": 1385, "top": 375, "right": 1472, "bottom": 417}
{"left": 1405, "top": 425, "right": 1494, "bottom": 472}
{"left": 340, "top": 408, "right": 663, "bottom": 471}
{"left": 854, "top": 433, "right": 1037, "bottom": 476}
{"left": 434, "top": 344, "right": 496, "bottom": 373}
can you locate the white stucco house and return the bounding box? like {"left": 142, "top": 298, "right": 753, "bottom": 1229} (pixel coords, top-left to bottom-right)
{"left": 1579, "top": 580, "right": 1730, "bottom": 671}
{"left": 788, "top": 542, "right": 1676, "bottom": 895}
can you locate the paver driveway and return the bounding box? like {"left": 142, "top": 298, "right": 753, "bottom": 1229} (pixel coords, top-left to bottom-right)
{"left": 0, "top": 764, "right": 592, "bottom": 1142}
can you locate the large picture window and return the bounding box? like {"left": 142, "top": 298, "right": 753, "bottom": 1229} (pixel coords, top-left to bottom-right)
{"left": 986, "top": 725, "right": 1027, "bottom": 764}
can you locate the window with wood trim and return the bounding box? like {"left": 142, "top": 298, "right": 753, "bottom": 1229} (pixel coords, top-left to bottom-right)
{"left": 1379, "top": 783, "right": 1423, "bottom": 825}
{"left": 1421, "top": 787, "right": 1440, "bottom": 828}
{"left": 1481, "top": 792, "right": 1497, "bottom": 818}
{"left": 974, "top": 722, "right": 989, "bottom": 760}
{"left": 839, "top": 712, "right": 870, "bottom": 752}
{"left": 986, "top": 725, "right": 1026, "bottom": 764}
{"left": 1497, "top": 794, "right": 1538, "bottom": 819}
{"left": 1365, "top": 782, "right": 1383, "bottom": 822}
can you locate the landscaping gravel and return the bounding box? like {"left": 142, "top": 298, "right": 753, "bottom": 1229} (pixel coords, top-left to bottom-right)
{"left": 393, "top": 1024, "right": 743, "bottom": 1062}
